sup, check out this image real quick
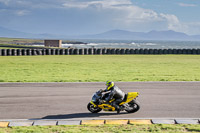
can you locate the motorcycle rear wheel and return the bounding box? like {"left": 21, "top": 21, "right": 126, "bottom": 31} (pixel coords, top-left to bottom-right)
{"left": 87, "top": 103, "right": 102, "bottom": 113}
{"left": 126, "top": 99, "right": 140, "bottom": 113}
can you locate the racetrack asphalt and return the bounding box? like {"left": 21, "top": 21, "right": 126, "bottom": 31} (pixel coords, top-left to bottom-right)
{"left": 0, "top": 82, "right": 199, "bottom": 120}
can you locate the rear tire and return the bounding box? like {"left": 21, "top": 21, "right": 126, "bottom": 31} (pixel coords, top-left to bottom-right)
{"left": 126, "top": 99, "right": 140, "bottom": 113}
{"left": 87, "top": 103, "right": 102, "bottom": 113}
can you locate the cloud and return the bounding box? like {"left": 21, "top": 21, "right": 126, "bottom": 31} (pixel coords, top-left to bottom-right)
{"left": 15, "top": 10, "right": 30, "bottom": 16}
{"left": 0, "top": 0, "right": 10, "bottom": 5}
{"left": 0, "top": 0, "right": 200, "bottom": 35}
{"left": 0, "top": 0, "right": 182, "bottom": 26}
{"left": 160, "top": 13, "right": 180, "bottom": 29}
{"left": 62, "top": 0, "right": 132, "bottom": 9}
{"left": 0, "top": 0, "right": 64, "bottom": 9}
{"left": 61, "top": 0, "right": 200, "bottom": 35}
{"left": 159, "top": 13, "right": 200, "bottom": 35}
{"left": 178, "top": 3, "right": 197, "bottom": 7}
{"left": 0, "top": 9, "right": 7, "bottom": 12}
{"left": 181, "top": 22, "right": 200, "bottom": 35}
{"left": 62, "top": 0, "right": 178, "bottom": 30}
{"left": 62, "top": 0, "right": 162, "bottom": 22}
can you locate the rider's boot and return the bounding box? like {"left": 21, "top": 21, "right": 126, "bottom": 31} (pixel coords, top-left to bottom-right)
{"left": 117, "top": 109, "right": 120, "bottom": 114}
{"left": 116, "top": 106, "right": 123, "bottom": 114}
{"left": 112, "top": 102, "right": 122, "bottom": 114}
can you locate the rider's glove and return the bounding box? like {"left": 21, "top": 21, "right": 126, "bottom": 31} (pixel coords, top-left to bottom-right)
{"left": 105, "top": 97, "right": 109, "bottom": 102}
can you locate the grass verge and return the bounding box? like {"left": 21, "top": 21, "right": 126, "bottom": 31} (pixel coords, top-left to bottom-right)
{"left": 0, "top": 43, "right": 45, "bottom": 49}
{"left": 0, "top": 124, "right": 200, "bottom": 133}
{"left": 0, "top": 55, "right": 200, "bottom": 82}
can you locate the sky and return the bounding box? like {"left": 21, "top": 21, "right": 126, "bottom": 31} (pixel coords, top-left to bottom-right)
{"left": 0, "top": 0, "right": 200, "bottom": 35}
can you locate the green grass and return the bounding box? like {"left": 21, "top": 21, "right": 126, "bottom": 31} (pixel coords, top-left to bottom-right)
{"left": 0, "top": 55, "right": 200, "bottom": 82}
{"left": 0, "top": 37, "right": 44, "bottom": 49}
{"left": 0, "top": 124, "right": 200, "bottom": 133}
{"left": 0, "top": 37, "right": 43, "bottom": 43}
{"left": 0, "top": 47, "right": 22, "bottom": 49}
{"left": 0, "top": 43, "right": 45, "bottom": 49}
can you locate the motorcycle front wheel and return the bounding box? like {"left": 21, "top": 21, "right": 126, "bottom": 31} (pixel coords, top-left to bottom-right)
{"left": 126, "top": 99, "right": 140, "bottom": 113}
{"left": 87, "top": 103, "right": 102, "bottom": 113}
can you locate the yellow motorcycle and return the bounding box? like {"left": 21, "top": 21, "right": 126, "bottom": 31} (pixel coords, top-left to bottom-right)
{"left": 87, "top": 90, "right": 140, "bottom": 113}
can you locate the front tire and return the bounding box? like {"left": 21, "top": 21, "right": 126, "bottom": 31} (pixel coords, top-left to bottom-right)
{"left": 87, "top": 103, "right": 102, "bottom": 113}
{"left": 126, "top": 99, "right": 140, "bottom": 113}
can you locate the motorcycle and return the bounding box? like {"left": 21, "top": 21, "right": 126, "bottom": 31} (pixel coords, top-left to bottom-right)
{"left": 87, "top": 90, "right": 140, "bottom": 113}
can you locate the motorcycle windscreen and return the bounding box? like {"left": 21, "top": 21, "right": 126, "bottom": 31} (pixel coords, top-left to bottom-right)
{"left": 92, "top": 93, "right": 101, "bottom": 103}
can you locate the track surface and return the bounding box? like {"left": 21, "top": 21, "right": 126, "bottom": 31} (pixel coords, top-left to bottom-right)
{"left": 0, "top": 82, "right": 200, "bottom": 120}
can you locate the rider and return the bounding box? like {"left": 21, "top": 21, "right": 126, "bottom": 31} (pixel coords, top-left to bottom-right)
{"left": 101, "top": 80, "right": 125, "bottom": 113}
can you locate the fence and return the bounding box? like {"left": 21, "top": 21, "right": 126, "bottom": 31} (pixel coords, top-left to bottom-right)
{"left": 0, "top": 48, "right": 200, "bottom": 56}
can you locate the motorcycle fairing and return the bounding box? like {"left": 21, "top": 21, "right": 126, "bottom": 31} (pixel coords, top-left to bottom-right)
{"left": 90, "top": 98, "right": 116, "bottom": 111}
{"left": 89, "top": 92, "right": 139, "bottom": 111}
{"left": 119, "top": 92, "right": 139, "bottom": 105}
{"left": 90, "top": 101, "right": 97, "bottom": 107}
{"left": 98, "top": 104, "right": 115, "bottom": 111}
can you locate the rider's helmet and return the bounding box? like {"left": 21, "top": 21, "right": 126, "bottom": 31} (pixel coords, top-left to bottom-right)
{"left": 106, "top": 80, "right": 114, "bottom": 90}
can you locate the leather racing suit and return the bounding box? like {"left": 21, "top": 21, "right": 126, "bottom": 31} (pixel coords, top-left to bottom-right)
{"left": 103, "top": 85, "right": 125, "bottom": 111}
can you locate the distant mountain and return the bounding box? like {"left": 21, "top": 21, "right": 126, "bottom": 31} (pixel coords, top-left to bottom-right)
{"left": 145, "top": 30, "right": 191, "bottom": 40}
{"left": 81, "top": 29, "right": 200, "bottom": 41}
{"left": 83, "top": 29, "right": 144, "bottom": 40}
{"left": 0, "top": 26, "right": 33, "bottom": 38}
{"left": 0, "top": 26, "right": 200, "bottom": 41}
{"left": 191, "top": 35, "right": 200, "bottom": 40}
{"left": 0, "top": 26, "right": 62, "bottom": 39}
